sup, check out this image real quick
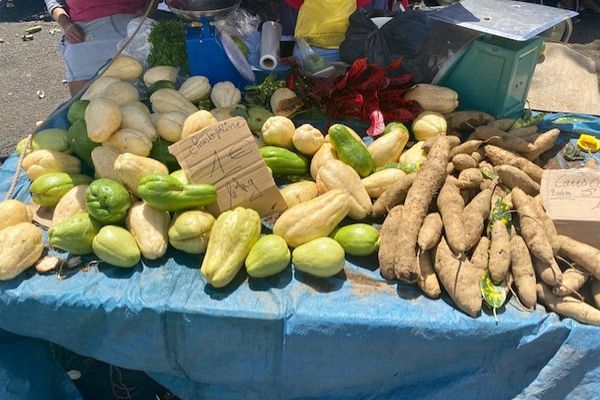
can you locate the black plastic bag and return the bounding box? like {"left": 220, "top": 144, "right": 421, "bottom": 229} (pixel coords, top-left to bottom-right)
{"left": 340, "top": 9, "right": 480, "bottom": 83}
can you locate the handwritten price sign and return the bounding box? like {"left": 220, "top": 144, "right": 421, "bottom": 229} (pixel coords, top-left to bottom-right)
{"left": 541, "top": 167, "right": 600, "bottom": 248}
{"left": 169, "top": 117, "right": 287, "bottom": 216}
{"left": 542, "top": 168, "right": 600, "bottom": 217}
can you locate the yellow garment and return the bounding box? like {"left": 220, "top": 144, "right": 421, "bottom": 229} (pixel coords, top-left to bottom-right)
{"left": 294, "top": 0, "right": 356, "bottom": 49}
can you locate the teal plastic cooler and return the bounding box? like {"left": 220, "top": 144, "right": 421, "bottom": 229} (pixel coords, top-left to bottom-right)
{"left": 437, "top": 35, "right": 544, "bottom": 119}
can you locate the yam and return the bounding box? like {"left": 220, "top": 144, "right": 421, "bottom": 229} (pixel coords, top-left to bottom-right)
{"left": 447, "top": 111, "right": 494, "bottom": 132}
{"left": 417, "top": 249, "right": 441, "bottom": 299}
{"left": 456, "top": 168, "right": 483, "bottom": 189}
{"left": 512, "top": 188, "right": 562, "bottom": 282}
{"left": 487, "top": 119, "right": 515, "bottom": 131}
{"left": 530, "top": 195, "right": 560, "bottom": 254}
{"left": 463, "top": 188, "right": 492, "bottom": 250}
{"left": 437, "top": 176, "right": 466, "bottom": 254}
{"left": 483, "top": 145, "right": 544, "bottom": 184}
{"left": 525, "top": 128, "right": 560, "bottom": 161}
{"left": 489, "top": 220, "right": 511, "bottom": 284}
{"left": 449, "top": 140, "right": 484, "bottom": 158}
{"left": 537, "top": 282, "right": 600, "bottom": 326}
{"left": 510, "top": 234, "right": 536, "bottom": 309}
{"left": 418, "top": 212, "right": 443, "bottom": 251}
{"left": 452, "top": 153, "right": 478, "bottom": 171}
{"left": 494, "top": 165, "right": 540, "bottom": 196}
{"left": 434, "top": 237, "right": 482, "bottom": 317}
{"left": 474, "top": 125, "right": 534, "bottom": 154}
{"left": 553, "top": 267, "right": 589, "bottom": 297}
{"left": 388, "top": 136, "right": 455, "bottom": 282}
{"left": 557, "top": 235, "right": 600, "bottom": 281}
{"left": 533, "top": 256, "right": 563, "bottom": 287}
{"left": 471, "top": 236, "right": 490, "bottom": 275}
{"left": 379, "top": 205, "right": 403, "bottom": 280}
{"left": 371, "top": 173, "right": 416, "bottom": 218}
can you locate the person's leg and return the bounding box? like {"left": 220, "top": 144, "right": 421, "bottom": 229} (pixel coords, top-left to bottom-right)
{"left": 61, "top": 15, "right": 135, "bottom": 97}
{"left": 68, "top": 81, "right": 88, "bottom": 97}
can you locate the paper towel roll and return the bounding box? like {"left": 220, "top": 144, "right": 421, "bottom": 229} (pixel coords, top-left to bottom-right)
{"left": 260, "top": 21, "right": 282, "bottom": 71}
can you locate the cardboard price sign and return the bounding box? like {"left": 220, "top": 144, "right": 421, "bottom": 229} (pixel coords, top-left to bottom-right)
{"left": 168, "top": 117, "right": 287, "bottom": 216}
{"left": 540, "top": 168, "right": 600, "bottom": 248}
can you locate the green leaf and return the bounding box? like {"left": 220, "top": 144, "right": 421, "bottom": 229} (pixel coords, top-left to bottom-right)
{"left": 480, "top": 271, "right": 507, "bottom": 322}
{"left": 480, "top": 166, "right": 498, "bottom": 180}
{"left": 563, "top": 143, "right": 585, "bottom": 161}
{"left": 196, "top": 97, "right": 213, "bottom": 111}
{"left": 243, "top": 74, "right": 285, "bottom": 108}
{"left": 487, "top": 197, "right": 512, "bottom": 236}
{"left": 375, "top": 162, "right": 419, "bottom": 174}
{"left": 510, "top": 112, "right": 545, "bottom": 130}
{"left": 553, "top": 116, "right": 593, "bottom": 124}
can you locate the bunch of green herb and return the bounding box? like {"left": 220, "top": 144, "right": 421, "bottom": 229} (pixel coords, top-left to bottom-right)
{"left": 148, "top": 20, "right": 189, "bottom": 72}
{"left": 243, "top": 74, "right": 285, "bottom": 108}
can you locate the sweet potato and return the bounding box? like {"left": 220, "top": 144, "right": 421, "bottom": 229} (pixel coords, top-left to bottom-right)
{"left": 449, "top": 140, "right": 485, "bottom": 158}
{"left": 423, "top": 135, "right": 461, "bottom": 153}
{"left": 489, "top": 220, "right": 511, "bottom": 284}
{"left": 460, "top": 188, "right": 478, "bottom": 205}
{"left": 512, "top": 188, "right": 561, "bottom": 280}
{"left": 508, "top": 126, "right": 538, "bottom": 138}
{"left": 471, "top": 236, "right": 490, "bottom": 275}
{"left": 418, "top": 212, "right": 443, "bottom": 251}
{"left": 510, "top": 234, "right": 536, "bottom": 308}
{"left": 591, "top": 279, "right": 600, "bottom": 309}
{"left": 553, "top": 267, "right": 589, "bottom": 297}
{"left": 463, "top": 188, "right": 492, "bottom": 250}
{"left": 452, "top": 154, "right": 478, "bottom": 171}
{"left": 434, "top": 237, "right": 482, "bottom": 317}
{"left": 557, "top": 235, "right": 600, "bottom": 281}
{"left": 525, "top": 128, "right": 560, "bottom": 161}
{"left": 533, "top": 256, "right": 563, "bottom": 287}
{"left": 494, "top": 165, "right": 540, "bottom": 196}
{"left": 388, "top": 136, "right": 454, "bottom": 282}
{"left": 530, "top": 195, "right": 559, "bottom": 254}
{"left": 437, "top": 176, "right": 466, "bottom": 254}
{"left": 379, "top": 205, "right": 403, "bottom": 280}
{"left": 471, "top": 150, "right": 484, "bottom": 164}
{"left": 417, "top": 249, "right": 441, "bottom": 299}
{"left": 487, "top": 119, "right": 515, "bottom": 131}
{"left": 483, "top": 145, "right": 544, "bottom": 184}
{"left": 537, "top": 282, "right": 600, "bottom": 326}
{"left": 372, "top": 173, "right": 416, "bottom": 218}
{"left": 456, "top": 168, "right": 483, "bottom": 189}
{"left": 474, "top": 125, "right": 535, "bottom": 154}
{"left": 447, "top": 111, "right": 494, "bottom": 132}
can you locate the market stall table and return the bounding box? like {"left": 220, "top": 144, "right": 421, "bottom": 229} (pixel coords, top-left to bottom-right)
{"left": 0, "top": 110, "right": 599, "bottom": 400}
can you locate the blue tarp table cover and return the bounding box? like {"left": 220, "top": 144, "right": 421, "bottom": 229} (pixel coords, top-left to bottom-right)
{"left": 0, "top": 110, "right": 599, "bottom": 400}
{"left": 0, "top": 329, "right": 81, "bottom": 400}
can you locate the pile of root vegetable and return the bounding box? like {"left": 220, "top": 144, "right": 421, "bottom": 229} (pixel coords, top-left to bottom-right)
{"left": 377, "top": 113, "right": 600, "bottom": 325}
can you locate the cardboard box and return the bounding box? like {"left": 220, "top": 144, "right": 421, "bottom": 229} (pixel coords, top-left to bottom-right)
{"left": 540, "top": 168, "right": 600, "bottom": 248}
{"left": 169, "top": 117, "right": 287, "bottom": 217}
